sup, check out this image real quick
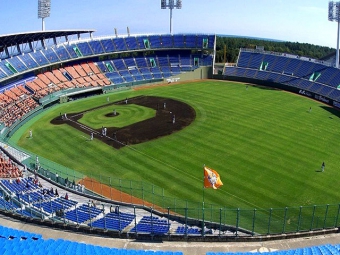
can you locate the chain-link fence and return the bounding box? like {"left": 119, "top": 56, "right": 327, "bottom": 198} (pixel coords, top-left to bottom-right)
{"left": 2, "top": 142, "right": 340, "bottom": 236}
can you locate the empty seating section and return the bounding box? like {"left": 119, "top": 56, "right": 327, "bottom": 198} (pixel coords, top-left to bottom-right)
{"left": 65, "top": 204, "right": 102, "bottom": 224}
{"left": 160, "top": 66, "right": 171, "bottom": 78}
{"left": 135, "top": 57, "right": 148, "bottom": 68}
{"left": 130, "top": 216, "right": 170, "bottom": 234}
{"left": 327, "top": 71, "right": 340, "bottom": 87}
{"left": 129, "top": 68, "right": 144, "bottom": 80}
{"left": 284, "top": 58, "right": 300, "bottom": 75}
{"left": 175, "top": 226, "right": 200, "bottom": 235}
{"left": 19, "top": 54, "right": 39, "bottom": 69}
{"left": 64, "top": 44, "right": 79, "bottom": 59}
{"left": 44, "top": 71, "right": 61, "bottom": 85}
{"left": 0, "top": 61, "right": 13, "bottom": 76}
{"left": 124, "top": 58, "right": 136, "bottom": 68}
{"left": 64, "top": 66, "right": 80, "bottom": 79}
{"left": 113, "top": 38, "right": 127, "bottom": 51}
{"left": 0, "top": 34, "right": 214, "bottom": 82}
{"left": 97, "top": 61, "right": 108, "bottom": 73}
{"left": 207, "top": 35, "right": 215, "bottom": 48}
{"left": 185, "top": 35, "right": 197, "bottom": 48}
{"left": 52, "top": 69, "right": 68, "bottom": 83}
{"left": 226, "top": 49, "right": 340, "bottom": 102}
{"left": 248, "top": 53, "right": 263, "bottom": 69}
{"left": 207, "top": 244, "right": 340, "bottom": 255}
{"left": 309, "top": 83, "right": 324, "bottom": 94}
{"left": 151, "top": 67, "right": 163, "bottom": 79}
{"left": 73, "top": 64, "right": 87, "bottom": 77}
{"left": 112, "top": 59, "right": 127, "bottom": 71}
{"left": 31, "top": 50, "right": 50, "bottom": 66}
{"left": 237, "top": 52, "right": 252, "bottom": 68}
{"left": 101, "top": 38, "right": 116, "bottom": 53}
{"left": 43, "top": 48, "right": 60, "bottom": 63}
{"left": 139, "top": 68, "right": 153, "bottom": 80}
{"left": 157, "top": 56, "right": 169, "bottom": 67}
{"left": 197, "top": 35, "right": 213, "bottom": 49}
{"left": 91, "top": 211, "right": 135, "bottom": 231}
{"left": 161, "top": 35, "right": 174, "bottom": 48}
{"left": 136, "top": 37, "right": 147, "bottom": 49}
{"left": 261, "top": 54, "right": 277, "bottom": 72}
{"left": 196, "top": 35, "right": 205, "bottom": 48}
{"left": 5, "top": 58, "right": 28, "bottom": 72}
{"left": 88, "top": 41, "right": 105, "bottom": 54}
{"left": 54, "top": 45, "right": 72, "bottom": 61}
{"left": 149, "top": 35, "right": 162, "bottom": 49}
{"left": 0, "top": 68, "right": 8, "bottom": 79}
{"left": 106, "top": 72, "right": 124, "bottom": 84}
{"left": 125, "top": 37, "right": 139, "bottom": 50}
{"left": 173, "top": 35, "right": 185, "bottom": 48}
{"left": 119, "top": 70, "right": 134, "bottom": 82}
{"left": 76, "top": 42, "right": 94, "bottom": 56}
{"left": 0, "top": 225, "right": 183, "bottom": 255}
{"left": 244, "top": 69, "right": 257, "bottom": 79}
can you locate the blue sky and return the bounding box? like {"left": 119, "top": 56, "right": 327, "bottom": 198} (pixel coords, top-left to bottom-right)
{"left": 1, "top": 0, "right": 337, "bottom": 48}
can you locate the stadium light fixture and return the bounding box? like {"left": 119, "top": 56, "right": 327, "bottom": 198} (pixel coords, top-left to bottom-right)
{"left": 328, "top": 1, "right": 340, "bottom": 68}
{"left": 161, "top": 0, "right": 182, "bottom": 34}
{"left": 38, "top": 0, "right": 51, "bottom": 31}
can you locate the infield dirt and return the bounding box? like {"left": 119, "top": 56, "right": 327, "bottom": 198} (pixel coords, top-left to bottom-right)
{"left": 51, "top": 95, "right": 196, "bottom": 149}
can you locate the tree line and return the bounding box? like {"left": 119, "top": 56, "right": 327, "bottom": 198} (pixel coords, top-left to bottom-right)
{"left": 215, "top": 36, "right": 336, "bottom": 63}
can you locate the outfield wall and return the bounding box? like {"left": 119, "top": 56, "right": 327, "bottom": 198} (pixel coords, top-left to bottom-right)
{"left": 213, "top": 74, "right": 338, "bottom": 109}
{"left": 172, "top": 66, "right": 212, "bottom": 81}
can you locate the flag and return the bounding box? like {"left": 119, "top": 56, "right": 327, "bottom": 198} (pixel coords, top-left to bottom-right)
{"left": 204, "top": 166, "right": 223, "bottom": 189}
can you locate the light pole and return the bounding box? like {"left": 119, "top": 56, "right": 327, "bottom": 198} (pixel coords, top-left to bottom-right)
{"left": 161, "top": 0, "right": 182, "bottom": 34}
{"left": 329, "top": 1, "right": 340, "bottom": 68}
{"left": 38, "top": 0, "right": 51, "bottom": 31}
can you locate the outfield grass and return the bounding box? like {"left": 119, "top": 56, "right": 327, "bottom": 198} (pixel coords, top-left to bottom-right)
{"left": 11, "top": 81, "right": 340, "bottom": 212}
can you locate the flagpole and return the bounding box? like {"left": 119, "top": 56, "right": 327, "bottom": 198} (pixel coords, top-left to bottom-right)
{"left": 202, "top": 164, "right": 205, "bottom": 237}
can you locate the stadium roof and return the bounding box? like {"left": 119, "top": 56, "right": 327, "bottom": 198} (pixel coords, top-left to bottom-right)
{"left": 0, "top": 29, "right": 95, "bottom": 48}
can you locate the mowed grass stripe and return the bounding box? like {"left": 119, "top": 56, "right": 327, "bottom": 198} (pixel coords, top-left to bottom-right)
{"left": 79, "top": 104, "right": 155, "bottom": 129}
{"left": 13, "top": 81, "right": 340, "bottom": 210}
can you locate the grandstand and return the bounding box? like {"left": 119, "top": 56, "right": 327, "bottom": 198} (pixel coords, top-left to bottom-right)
{"left": 0, "top": 31, "right": 214, "bottom": 137}
{"left": 2, "top": 18, "right": 340, "bottom": 255}
{"left": 223, "top": 48, "right": 340, "bottom": 107}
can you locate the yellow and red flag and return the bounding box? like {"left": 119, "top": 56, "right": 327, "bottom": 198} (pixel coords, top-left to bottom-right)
{"left": 204, "top": 166, "right": 223, "bottom": 189}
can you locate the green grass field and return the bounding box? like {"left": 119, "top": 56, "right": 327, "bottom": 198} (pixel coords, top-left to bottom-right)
{"left": 78, "top": 104, "right": 156, "bottom": 129}
{"left": 11, "top": 81, "right": 340, "bottom": 213}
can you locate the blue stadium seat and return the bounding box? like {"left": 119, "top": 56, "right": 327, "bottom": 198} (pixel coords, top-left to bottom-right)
{"left": 88, "top": 41, "right": 105, "bottom": 54}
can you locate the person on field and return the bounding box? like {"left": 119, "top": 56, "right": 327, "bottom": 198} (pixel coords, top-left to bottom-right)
{"left": 29, "top": 130, "right": 32, "bottom": 138}
{"left": 90, "top": 132, "right": 94, "bottom": 141}
{"left": 321, "top": 162, "right": 325, "bottom": 172}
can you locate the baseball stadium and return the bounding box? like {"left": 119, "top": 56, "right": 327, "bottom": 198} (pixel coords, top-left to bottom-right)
{"left": 2, "top": 0, "right": 340, "bottom": 254}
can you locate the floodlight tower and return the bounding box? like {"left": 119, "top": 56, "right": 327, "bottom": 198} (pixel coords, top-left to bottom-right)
{"left": 38, "top": 0, "right": 51, "bottom": 31}
{"left": 161, "top": 0, "right": 182, "bottom": 34}
{"left": 328, "top": 1, "right": 340, "bottom": 68}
